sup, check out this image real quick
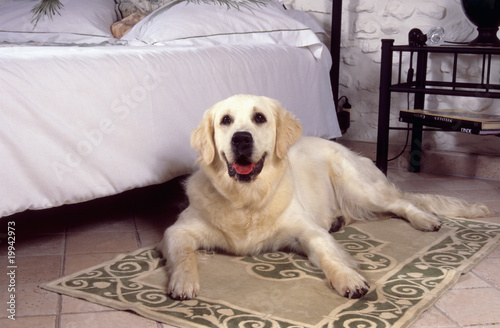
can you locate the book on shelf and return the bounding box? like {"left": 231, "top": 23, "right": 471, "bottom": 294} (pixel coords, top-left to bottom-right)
{"left": 399, "top": 109, "right": 500, "bottom": 135}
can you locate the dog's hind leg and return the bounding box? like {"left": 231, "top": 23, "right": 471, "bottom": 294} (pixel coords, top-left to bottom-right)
{"left": 333, "top": 177, "right": 443, "bottom": 231}
{"left": 385, "top": 198, "right": 443, "bottom": 231}
{"left": 382, "top": 191, "right": 492, "bottom": 232}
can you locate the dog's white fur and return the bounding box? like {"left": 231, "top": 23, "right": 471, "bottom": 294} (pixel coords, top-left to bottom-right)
{"left": 158, "top": 94, "right": 491, "bottom": 300}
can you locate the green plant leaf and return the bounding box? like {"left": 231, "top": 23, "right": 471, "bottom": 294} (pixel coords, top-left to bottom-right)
{"left": 31, "top": 0, "right": 64, "bottom": 29}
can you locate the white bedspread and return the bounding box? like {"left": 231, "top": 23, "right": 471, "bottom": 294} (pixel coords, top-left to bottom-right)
{"left": 0, "top": 43, "right": 340, "bottom": 218}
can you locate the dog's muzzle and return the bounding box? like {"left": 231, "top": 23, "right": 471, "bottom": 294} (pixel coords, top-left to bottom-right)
{"left": 225, "top": 132, "right": 266, "bottom": 183}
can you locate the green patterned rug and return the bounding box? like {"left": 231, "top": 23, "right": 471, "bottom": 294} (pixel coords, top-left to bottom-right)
{"left": 42, "top": 218, "right": 500, "bottom": 328}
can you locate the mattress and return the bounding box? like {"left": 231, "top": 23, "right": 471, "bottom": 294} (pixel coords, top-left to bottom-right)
{"left": 0, "top": 43, "right": 340, "bottom": 218}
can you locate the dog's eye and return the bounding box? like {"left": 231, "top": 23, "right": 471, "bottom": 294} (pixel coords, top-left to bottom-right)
{"left": 221, "top": 115, "right": 233, "bottom": 125}
{"left": 254, "top": 113, "right": 267, "bottom": 124}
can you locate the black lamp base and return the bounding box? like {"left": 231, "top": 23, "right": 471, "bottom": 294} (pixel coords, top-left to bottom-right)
{"left": 468, "top": 27, "right": 500, "bottom": 46}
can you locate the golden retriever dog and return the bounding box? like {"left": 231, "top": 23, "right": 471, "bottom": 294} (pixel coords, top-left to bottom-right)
{"left": 158, "top": 94, "right": 491, "bottom": 300}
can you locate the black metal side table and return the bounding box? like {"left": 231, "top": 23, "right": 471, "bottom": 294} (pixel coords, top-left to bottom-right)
{"left": 376, "top": 39, "right": 500, "bottom": 174}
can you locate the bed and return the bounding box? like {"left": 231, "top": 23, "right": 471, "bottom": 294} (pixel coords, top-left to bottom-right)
{"left": 0, "top": 0, "right": 342, "bottom": 218}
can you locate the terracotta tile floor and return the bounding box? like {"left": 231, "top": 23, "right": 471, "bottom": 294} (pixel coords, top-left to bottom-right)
{"left": 1, "top": 169, "right": 499, "bottom": 328}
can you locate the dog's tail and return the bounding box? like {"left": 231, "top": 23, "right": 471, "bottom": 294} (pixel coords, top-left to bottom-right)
{"left": 403, "top": 192, "right": 493, "bottom": 219}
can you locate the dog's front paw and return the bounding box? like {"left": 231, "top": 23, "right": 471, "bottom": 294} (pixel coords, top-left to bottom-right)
{"left": 342, "top": 283, "right": 370, "bottom": 299}
{"left": 329, "top": 269, "right": 370, "bottom": 299}
{"left": 167, "top": 269, "right": 200, "bottom": 300}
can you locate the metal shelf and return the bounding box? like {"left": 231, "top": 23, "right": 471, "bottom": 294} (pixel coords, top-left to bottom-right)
{"left": 376, "top": 39, "right": 500, "bottom": 174}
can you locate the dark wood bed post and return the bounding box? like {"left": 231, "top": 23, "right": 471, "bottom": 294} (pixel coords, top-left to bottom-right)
{"left": 330, "top": 0, "right": 342, "bottom": 110}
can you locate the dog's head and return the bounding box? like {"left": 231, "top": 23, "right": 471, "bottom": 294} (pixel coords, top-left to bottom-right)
{"left": 191, "top": 95, "right": 302, "bottom": 183}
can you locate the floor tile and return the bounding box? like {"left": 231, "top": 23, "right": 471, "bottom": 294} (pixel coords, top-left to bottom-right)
{"left": 482, "top": 179, "right": 500, "bottom": 189}
{"left": 386, "top": 169, "right": 421, "bottom": 182}
{"left": 386, "top": 168, "right": 447, "bottom": 182}
{"left": 391, "top": 179, "right": 449, "bottom": 193}
{"left": 0, "top": 315, "right": 56, "bottom": 328}
{"left": 15, "top": 233, "right": 65, "bottom": 257}
{"left": 60, "top": 310, "right": 159, "bottom": 328}
{"left": 6, "top": 209, "right": 67, "bottom": 235}
{"left": 137, "top": 229, "right": 164, "bottom": 248}
{"left": 63, "top": 252, "right": 119, "bottom": 275}
{"left": 435, "top": 288, "right": 500, "bottom": 326}
{"left": 436, "top": 178, "right": 494, "bottom": 191}
{"left": 484, "top": 201, "right": 500, "bottom": 213}
{"left": 0, "top": 255, "right": 62, "bottom": 285}
{"left": 134, "top": 214, "right": 175, "bottom": 233}
{"left": 472, "top": 257, "right": 500, "bottom": 289}
{"left": 452, "top": 272, "right": 491, "bottom": 289}
{"left": 65, "top": 231, "right": 138, "bottom": 255}
{"left": 0, "top": 283, "right": 59, "bottom": 318}
{"left": 454, "top": 188, "right": 500, "bottom": 203}
{"left": 410, "top": 306, "right": 458, "bottom": 327}
{"left": 485, "top": 244, "right": 500, "bottom": 258}
{"left": 61, "top": 295, "right": 112, "bottom": 314}
{"left": 66, "top": 213, "right": 136, "bottom": 233}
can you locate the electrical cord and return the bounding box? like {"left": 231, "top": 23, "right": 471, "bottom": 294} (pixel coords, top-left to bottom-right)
{"left": 387, "top": 123, "right": 410, "bottom": 162}
{"left": 337, "top": 96, "right": 351, "bottom": 111}
{"left": 337, "top": 96, "right": 351, "bottom": 133}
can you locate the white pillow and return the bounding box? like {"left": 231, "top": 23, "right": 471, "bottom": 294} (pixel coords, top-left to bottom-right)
{"left": 0, "top": 0, "right": 117, "bottom": 45}
{"left": 283, "top": 9, "right": 327, "bottom": 36}
{"left": 121, "top": 0, "right": 324, "bottom": 57}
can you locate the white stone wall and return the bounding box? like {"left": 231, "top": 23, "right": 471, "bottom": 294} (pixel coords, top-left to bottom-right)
{"left": 286, "top": 0, "right": 500, "bottom": 156}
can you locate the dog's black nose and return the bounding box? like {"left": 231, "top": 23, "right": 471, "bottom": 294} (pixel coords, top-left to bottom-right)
{"left": 231, "top": 131, "right": 253, "bottom": 157}
{"left": 232, "top": 131, "right": 253, "bottom": 145}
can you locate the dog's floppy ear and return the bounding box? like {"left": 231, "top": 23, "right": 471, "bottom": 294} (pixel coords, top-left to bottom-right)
{"left": 274, "top": 101, "right": 302, "bottom": 159}
{"left": 191, "top": 109, "right": 216, "bottom": 164}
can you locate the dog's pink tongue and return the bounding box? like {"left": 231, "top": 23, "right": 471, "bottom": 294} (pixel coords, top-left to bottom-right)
{"left": 233, "top": 163, "right": 254, "bottom": 175}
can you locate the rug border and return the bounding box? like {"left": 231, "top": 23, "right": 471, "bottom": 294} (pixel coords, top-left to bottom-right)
{"left": 41, "top": 246, "right": 310, "bottom": 328}
{"left": 319, "top": 218, "right": 500, "bottom": 328}
{"left": 397, "top": 219, "right": 500, "bottom": 328}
